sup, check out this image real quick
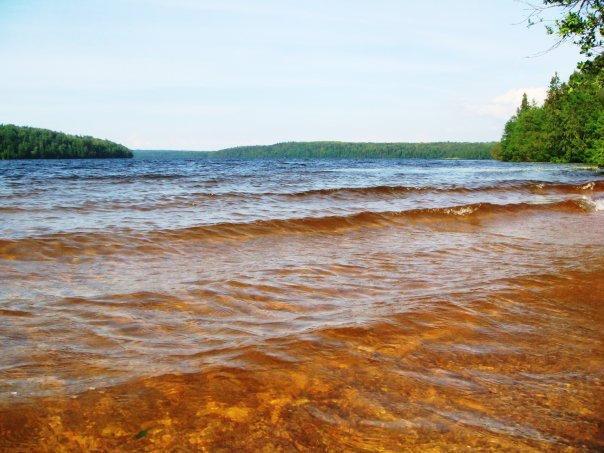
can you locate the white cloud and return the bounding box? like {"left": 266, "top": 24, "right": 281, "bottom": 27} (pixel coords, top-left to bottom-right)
{"left": 466, "top": 86, "right": 548, "bottom": 119}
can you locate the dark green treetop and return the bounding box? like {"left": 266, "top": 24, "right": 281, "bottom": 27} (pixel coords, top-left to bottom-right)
{"left": 0, "top": 124, "right": 133, "bottom": 160}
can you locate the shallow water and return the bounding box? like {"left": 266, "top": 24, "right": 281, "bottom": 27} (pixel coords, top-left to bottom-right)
{"left": 0, "top": 158, "right": 603, "bottom": 451}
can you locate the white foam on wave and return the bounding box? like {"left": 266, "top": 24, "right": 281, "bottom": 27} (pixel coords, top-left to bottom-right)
{"left": 444, "top": 205, "right": 479, "bottom": 216}
{"left": 579, "top": 182, "right": 595, "bottom": 190}
{"left": 582, "top": 196, "right": 604, "bottom": 211}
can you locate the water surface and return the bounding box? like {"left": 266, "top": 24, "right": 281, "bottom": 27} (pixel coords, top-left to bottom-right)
{"left": 1, "top": 158, "right": 603, "bottom": 450}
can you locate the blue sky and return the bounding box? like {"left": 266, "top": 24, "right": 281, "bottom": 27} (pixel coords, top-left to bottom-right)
{"left": 0, "top": 0, "right": 581, "bottom": 150}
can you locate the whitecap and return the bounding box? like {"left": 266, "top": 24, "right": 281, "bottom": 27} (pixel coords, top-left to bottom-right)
{"left": 579, "top": 182, "right": 595, "bottom": 190}
{"left": 581, "top": 196, "right": 604, "bottom": 211}
{"left": 444, "top": 205, "right": 478, "bottom": 216}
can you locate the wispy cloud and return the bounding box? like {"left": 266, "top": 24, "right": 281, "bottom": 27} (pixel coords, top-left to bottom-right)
{"left": 466, "top": 87, "right": 548, "bottom": 119}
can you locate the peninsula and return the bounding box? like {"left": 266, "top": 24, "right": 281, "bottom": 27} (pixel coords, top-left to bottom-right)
{"left": 0, "top": 124, "right": 132, "bottom": 159}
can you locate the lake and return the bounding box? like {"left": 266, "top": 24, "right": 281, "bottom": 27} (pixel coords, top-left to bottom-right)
{"left": 1, "top": 158, "right": 603, "bottom": 450}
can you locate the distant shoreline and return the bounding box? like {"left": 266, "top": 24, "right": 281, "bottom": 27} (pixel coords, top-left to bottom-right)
{"left": 134, "top": 141, "right": 495, "bottom": 160}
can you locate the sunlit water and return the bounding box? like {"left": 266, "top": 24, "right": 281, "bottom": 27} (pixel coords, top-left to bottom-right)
{"left": 1, "top": 158, "right": 603, "bottom": 451}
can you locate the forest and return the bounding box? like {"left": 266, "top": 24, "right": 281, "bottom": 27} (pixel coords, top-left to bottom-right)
{"left": 493, "top": 0, "right": 603, "bottom": 166}
{"left": 0, "top": 124, "right": 132, "bottom": 159}
{"left": 493, "top": 55, "right": 603, "bottom": 165}
{"left": 137, "top": 142, "right": 495, "bottom": 160}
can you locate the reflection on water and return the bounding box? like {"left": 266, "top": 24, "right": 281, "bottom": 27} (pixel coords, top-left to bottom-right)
{"left": 0, "top": 158, "right": 603, "bottom": 450}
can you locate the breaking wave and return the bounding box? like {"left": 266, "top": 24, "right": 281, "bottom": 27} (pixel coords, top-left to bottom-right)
{"left": 0, "top": 199, "right": 591, "bottom": 261}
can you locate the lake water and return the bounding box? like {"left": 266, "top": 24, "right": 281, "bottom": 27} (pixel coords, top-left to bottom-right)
{"left": 1, "top": 158, "right": 603, "bottom": 450}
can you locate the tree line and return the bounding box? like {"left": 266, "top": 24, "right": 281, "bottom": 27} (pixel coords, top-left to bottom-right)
{"left": 493, "top": 56, "right": 603, "bottom": 165}
{"left": 170, "top": 141, "right": 495, "bottom": 160}
{"left": 0, "top": 124, "right": 132, "bottom": 159}
{"left": 494, "top": 0, "right": 603, "bottom": 165}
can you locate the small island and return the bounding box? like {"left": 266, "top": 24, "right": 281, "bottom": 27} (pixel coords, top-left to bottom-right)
{"left": 0, "top": 124, "right": 132, "bottom": 159}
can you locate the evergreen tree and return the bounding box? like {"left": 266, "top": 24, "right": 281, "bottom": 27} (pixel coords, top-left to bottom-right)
{"left": 494, "top": 0, "right": 603, "bottom": 166}
{"left": 494, "top": 56, "right": 604, "bottom": 165}
{"left": 520, "top": 93, "right": 530, "bottom": 112}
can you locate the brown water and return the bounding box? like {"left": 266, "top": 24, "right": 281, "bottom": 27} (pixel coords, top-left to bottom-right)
{"left": 0, "top": 159, "right": 603, "bottom": 451}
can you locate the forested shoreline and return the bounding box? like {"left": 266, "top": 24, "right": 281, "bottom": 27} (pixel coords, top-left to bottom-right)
{"left": 137, "top": 142, "right": 495, "bottom": 160}
{"left": 493, "top": 1, "right": 603, "bottom": 166}
{"left": 493, "top": 56, "right": 603, "bottom": 166}
{"left": 4, "top": 1, "right": 601, "bottom": 165}
{"left": 0, "top": 125, "right": 132, "bottom": 159}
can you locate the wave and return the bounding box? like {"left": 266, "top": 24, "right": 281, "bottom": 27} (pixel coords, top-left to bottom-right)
{"left": 48, "top": 173, "right": 187, "bottom": 183}
{"left": 3, "top": 181, "right": 601, "bottom": 216}
{"left": 0, "top": 206, "right": 29, "bottom": 213}
{"left": 170, "top": 199, "right": 590, "bottom": 239}
{"left": 0, "top": 199, "right": 592, "bottom": 261}
{"left": 276, "top": 180, "right": 604, "bottom": 199}
{"left": 582, "top": 196, "right": 604, "bottom": 211}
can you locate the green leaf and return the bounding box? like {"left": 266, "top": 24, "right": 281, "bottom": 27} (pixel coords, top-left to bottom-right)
{"left": 134, "top": 429, "right": 149, "bottom": 440}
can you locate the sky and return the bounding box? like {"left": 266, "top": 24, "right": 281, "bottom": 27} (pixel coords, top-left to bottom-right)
{"left": 0, "top": 0, "right": 582, "bottom": 150}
